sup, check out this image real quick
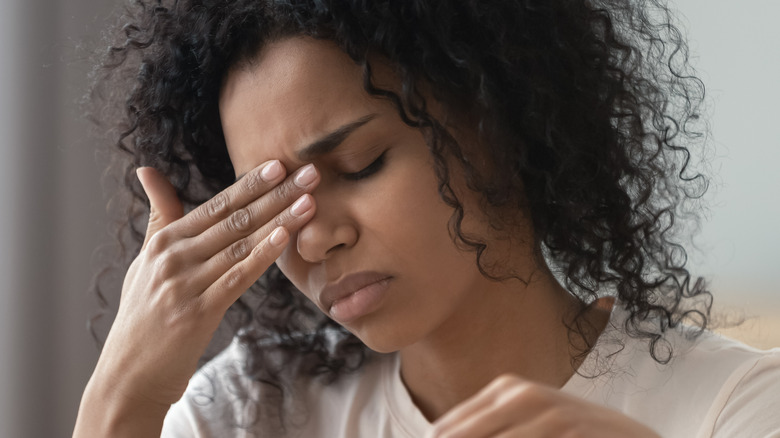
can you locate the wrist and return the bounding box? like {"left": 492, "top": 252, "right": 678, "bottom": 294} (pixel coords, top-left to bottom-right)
{"left": 74, "top": 375, "right": 171, "bottom": 438}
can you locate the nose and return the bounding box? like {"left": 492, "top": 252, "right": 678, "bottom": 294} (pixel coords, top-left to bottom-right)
{"left": 295, "top": 200, "right": 358, "bottom": 264}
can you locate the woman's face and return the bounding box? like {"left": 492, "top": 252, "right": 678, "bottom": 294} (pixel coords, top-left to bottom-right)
{"left": 220, "top": 37, "right": 507, "bottom": 352}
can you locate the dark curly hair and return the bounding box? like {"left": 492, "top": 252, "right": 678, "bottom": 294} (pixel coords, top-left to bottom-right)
{"left": 89, "top": 0, "right": 711, "bottom": 430}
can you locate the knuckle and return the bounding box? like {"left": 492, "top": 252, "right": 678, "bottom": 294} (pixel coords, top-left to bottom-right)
{"left": 273, "top": 213, "right": 287, "bottom": 228}
{"left": 514, "top": 382, "right": 546, "bottom": 404}
{"left": 243, "top": 169, "right": 264, "bottom": 192}
{"left": 152, "top": 250, "right": 180, "bottom": 278}
{"left": 207, "top": 193, "right": 229, "bottom": 217}
{"left": 493, "top": 373, "right": 521, "bottom": 388}
{"left": 495, "top": 390, "right": 521, "bottom": 408}
{"left": 228, "top": 238, "right": 250, "bottom": 261}
{"left": 273, "top": 179, "right": 296, "bottom": 202}
{"left": 251, "top": 240, "right": 270, "bottom": 259}
{"left": 491, "top": 378, "right": 537, "bottom": 408}
{"left": 226, "top": 208, "right": 251, "bottom": 232}
{"left": 224, "top": 268, "right": 244, "bottom": 290}
{"left": 146, "top": 230, "right": 170, "bottom": 254}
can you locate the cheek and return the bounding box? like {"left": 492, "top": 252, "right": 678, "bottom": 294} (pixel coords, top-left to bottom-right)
{"left": 272, "top": 152, "right": 459, "bottom": 306}
{"left": 368, "top": 157, "right": 460, "bottom": 266}
{"left": 274, "top": 245, "right": 309, "bottom": 295}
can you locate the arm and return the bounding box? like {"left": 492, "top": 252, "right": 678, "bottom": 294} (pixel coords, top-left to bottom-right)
{"left": 74, "top": 372, "right": 170, "bottom": 438}
{"left": 73, "top": 161, "right": 320, "bottom": 437}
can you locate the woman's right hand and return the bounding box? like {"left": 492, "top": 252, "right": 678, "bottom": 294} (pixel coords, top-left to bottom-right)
{"left": 74, "top": 159, "right": 319, "bottom": 436}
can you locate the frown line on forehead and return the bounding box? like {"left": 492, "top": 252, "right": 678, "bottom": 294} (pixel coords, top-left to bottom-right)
{"left": 235, "top": 113, "right": 378, "bottom": 181}
{"left": 297, "top": 113, "right": 377, "bottom": 161}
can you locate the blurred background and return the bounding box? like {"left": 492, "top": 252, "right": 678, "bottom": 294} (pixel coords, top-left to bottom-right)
{"left": 0, "top": 0, "right": 777, "bottom": 436}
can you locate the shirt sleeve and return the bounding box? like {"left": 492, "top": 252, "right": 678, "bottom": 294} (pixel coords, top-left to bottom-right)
{"left": 160, "top": 364, "right": 227, "bottom": 438}
{"left": 710, "top": 349, "right": 780, "bottom": 438}
{"left": 159, "top": 340, "right": 253, "bottom": 438}
{"left": 161, "top": 398, "right": 204, "bottom": 438}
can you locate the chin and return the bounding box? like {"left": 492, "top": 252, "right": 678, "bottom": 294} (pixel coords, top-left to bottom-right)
{"left": 341, "top": 317, "right": 418, "bottom": 354}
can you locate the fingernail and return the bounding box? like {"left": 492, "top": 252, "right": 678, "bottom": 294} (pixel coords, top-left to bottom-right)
{"left": 291, "top": 194, "right": 313, "bottom": 216}
{"left": 269, "top": 227, "right": 287, "bottom": 246}
{"left": 294, "top": 164, "right": 317, "bottom": 187}
{"left": 261, "top": 160, "right": 283, "bottom": 181}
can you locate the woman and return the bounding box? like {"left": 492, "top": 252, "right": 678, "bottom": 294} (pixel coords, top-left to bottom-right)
{"left": 74, "top": 0, "right": 780, "bottom": 437}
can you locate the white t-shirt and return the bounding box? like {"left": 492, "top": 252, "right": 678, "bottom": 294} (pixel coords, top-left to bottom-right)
{"left": 161, "top": 303, "right": 780, "bottom": 437}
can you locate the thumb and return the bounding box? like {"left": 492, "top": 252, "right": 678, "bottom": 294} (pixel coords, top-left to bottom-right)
{"left": 136, "top": 167, "right": 184, "bottom": 251}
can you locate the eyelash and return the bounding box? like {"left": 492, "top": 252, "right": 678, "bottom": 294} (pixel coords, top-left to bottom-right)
{"left": 342, "top": 151, "right": 387, "bottom": 181}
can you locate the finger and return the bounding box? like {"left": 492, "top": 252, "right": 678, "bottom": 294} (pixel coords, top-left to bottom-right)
{"left": 430, "top": 376, "right": 549, "bottom": 438}
{"left": 201, "top": 225, "right": 290, "bottom": 312}
{"left": 170, "top": 159, "right": 288, "bottom": 239}
{"left": 493, "top": 409, "right": 571, "bottom": 438}
{"left": 432, "top": 375, "right": 522, "bottom": 432}
{"left": 195, "top": 193, "right": 316, "bottom": 296}
{"left": 492, "top": 423, "right": 540, "bottom": 438}
{"left": 186, "top": 163, "right": 320, "bottom": 260}
{"left": 137, "top": 167, "right": 184, "bottom": 251}
{"left": 430, "top": 394, "right": 518, "bottom": 438}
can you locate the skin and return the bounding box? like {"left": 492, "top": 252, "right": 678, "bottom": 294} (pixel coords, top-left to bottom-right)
{"left": 221, "top": 36, "right": 658, "bottom": 437}
{"left": 73, "top": 36, "right": 659, "bottom": 437}
{"left": 73, "top": 159, "right": 322, "bottom": 436}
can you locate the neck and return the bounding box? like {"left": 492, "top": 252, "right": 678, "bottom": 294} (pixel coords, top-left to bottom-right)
{"left": 398, "top": 267, "right": 610, "bottom": 422}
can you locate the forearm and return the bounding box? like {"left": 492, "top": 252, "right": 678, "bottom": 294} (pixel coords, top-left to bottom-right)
{"left": 73, "top": 376, "right": 170, "bottom": 438}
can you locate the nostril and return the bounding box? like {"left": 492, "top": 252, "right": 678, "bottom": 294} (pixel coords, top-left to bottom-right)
{"left": 327, "top": 243, "right": 346, "bottom": 255}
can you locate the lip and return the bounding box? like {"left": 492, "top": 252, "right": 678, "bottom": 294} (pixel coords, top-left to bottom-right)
{"left": 320, "top": 271, "right": 393, "bottom": 322}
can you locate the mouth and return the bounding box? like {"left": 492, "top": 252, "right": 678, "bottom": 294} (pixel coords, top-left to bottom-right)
{"left": 320, "top": 271, "right": 393, "bottom": 323}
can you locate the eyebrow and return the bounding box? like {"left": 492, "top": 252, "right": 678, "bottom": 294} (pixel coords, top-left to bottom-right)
{"left": 296, "top": 113, "right": 378, "bottom": 161}
{"left": 235, "top": 113, "right": 377, "bottom": 181}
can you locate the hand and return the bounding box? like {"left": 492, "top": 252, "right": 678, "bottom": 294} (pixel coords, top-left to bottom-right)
{"left": 90, "top": 160, "right": 319, "bottom": 410}
{"left": 428, "top": 374, "right": 660, "bottom": 438}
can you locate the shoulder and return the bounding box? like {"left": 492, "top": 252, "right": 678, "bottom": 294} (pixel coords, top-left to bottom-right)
{"left": 702, "top": 338, "right": 780, "bottom": 438}
{"left": 566, "top": 302, "right": 780, "bottom": 437}
{"left": 663, "top": 325, "right": 779, "bottom": 394}
{"left": 662, "top": 329, "right": 780, "bottom": 437}
{"left": 642, "top": 329, "right": 780, "bottom": 437}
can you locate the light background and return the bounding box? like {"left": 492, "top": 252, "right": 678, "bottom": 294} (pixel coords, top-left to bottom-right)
{"left": 674, "top": 0, "right": 780, "bottom": 346}
{"left": 0, "top": 1, "right": 777, "bottom": 436}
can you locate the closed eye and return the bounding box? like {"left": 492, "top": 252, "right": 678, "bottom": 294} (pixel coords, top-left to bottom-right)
{"left": 342, "top": 150, "right": 387, "bottom": 181}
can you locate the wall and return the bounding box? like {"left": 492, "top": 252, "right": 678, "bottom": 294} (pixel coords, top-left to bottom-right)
{"left": 674, "top": 0, "right": 780, "bottom": 346}
{"left": 0, "top": 1, "right": 114, "bottom": 436}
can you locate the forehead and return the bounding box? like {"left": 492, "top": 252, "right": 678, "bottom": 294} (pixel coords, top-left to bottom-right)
{"left": 219, "top": 37, "right": 385, "bottom": 172}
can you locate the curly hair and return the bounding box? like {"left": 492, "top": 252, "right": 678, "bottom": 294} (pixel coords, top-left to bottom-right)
{"left": 89, "top": 0, "right": 711, "bottom": 430}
